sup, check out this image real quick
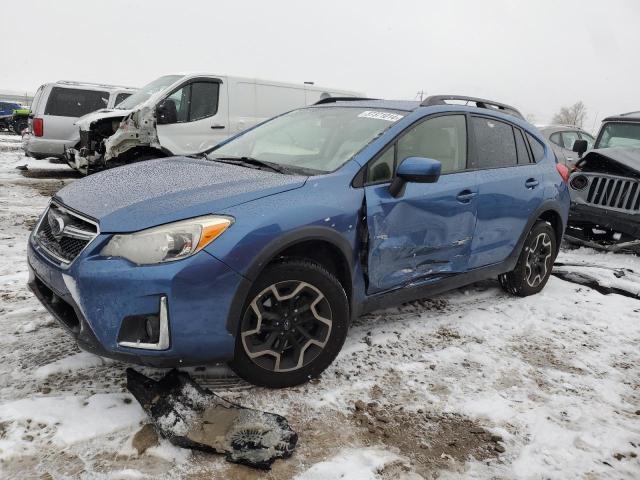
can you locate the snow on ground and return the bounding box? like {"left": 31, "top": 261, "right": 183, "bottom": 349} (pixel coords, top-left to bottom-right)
{"left": 0, "top": 135, "right": 639, "bottom": 479}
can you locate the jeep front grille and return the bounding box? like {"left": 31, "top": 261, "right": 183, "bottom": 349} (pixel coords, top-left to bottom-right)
{"left": 571, "top": 173, "right": 640, "bottom": 213}
{"left": 33, "top": 201, "right": 99, "bottom": 265}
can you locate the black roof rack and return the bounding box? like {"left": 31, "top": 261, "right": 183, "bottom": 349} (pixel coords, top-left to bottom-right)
{"left": 421, "top": 95, "right": 524, "bottom": 119}
{"left": 314, "top": 96, "right": 376, "bottom": 105}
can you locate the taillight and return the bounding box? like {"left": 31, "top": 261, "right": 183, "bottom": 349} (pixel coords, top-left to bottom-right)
{"left": 33, "top": 118, "right": 43, "bottom": 137}
{"left": 556, "top": 163, "right": 569, "bottom": 183}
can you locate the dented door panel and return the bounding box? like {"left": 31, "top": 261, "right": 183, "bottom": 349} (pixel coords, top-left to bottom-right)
{"left": 365, "top": 171, "right": 478, "bottom": 294}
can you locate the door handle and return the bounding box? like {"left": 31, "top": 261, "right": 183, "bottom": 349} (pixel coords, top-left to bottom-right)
{"left": 525, "top": 178, "right": 539, "bottom": 189}
{"left": 210, "top": 124, "right": 226, "bottom": 129}
{"left": 456, "top": 190, "right": 477, "bottom": 203}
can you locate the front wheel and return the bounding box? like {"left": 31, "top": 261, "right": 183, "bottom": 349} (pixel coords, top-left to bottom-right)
{"left": 228, "top": 260, "right": 349, "bottom": 388}
{"left": 499, "top": 220, "right": 557, "bottom": 297}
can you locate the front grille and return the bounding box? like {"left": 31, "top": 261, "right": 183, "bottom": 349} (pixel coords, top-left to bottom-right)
{"left": 34, "top": 201, "right": 99, "bottom": 265}
{"left": 573, "top": 173, "right": 640, "bottom": 213}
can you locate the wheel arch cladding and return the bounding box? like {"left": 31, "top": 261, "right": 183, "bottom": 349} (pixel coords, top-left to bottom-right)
{"left": 538, "top": 209, "right": 564, "bottom": 252}
{"left": 225, "top": 227, "right": 355, "bottom": 336}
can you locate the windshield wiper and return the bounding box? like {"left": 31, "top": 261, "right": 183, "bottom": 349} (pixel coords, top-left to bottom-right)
{"left": 207, "top": 155, "right": 288, "bottom": 174}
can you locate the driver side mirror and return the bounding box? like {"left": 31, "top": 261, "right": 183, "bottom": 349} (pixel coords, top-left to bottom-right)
{"left": 156, "top": 99, "right": 178, "bottom": 125}
{"left": 572, "top": 139, "right": 588, "bottom": 158}
{"left": 389, "top": 156, "right": 442, "bottom": 198}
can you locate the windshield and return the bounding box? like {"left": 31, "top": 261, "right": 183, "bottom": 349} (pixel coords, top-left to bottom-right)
{"left": 596, "top": 122, "right": 640, "bottom": 149}
{"left": 208, "top": 107, "right": 405, "bottom": 174}
{"left": 116, "top": 75, "right": 183, "bottom": 110}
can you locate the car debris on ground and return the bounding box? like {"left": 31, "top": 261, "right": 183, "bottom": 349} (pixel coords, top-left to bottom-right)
{"left": 126, "top": 368, "right": 298, "bottom": 470}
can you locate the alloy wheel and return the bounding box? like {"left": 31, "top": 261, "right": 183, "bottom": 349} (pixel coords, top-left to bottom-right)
{"left": 524, "top": 232, "right": 553, "bottom": 288}
{"left": 241, "top": 280, "right": 333, "bottom": 373}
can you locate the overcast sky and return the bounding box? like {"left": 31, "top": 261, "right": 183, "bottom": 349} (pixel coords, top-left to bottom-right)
{"left": 2, "top": 0, "right": 638, "bottom": 131}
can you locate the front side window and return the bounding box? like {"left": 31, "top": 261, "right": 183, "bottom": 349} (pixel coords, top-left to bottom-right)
{"left": 114, "top": 92, "right": 131, "bottom": 107}
{"left": 472, "top": 117, "right": 517, "bottom": 168}
{"left": 561, "top": 131, "right": 580, "bottom": 150}
{"left": 209, "top": 107, "right": 404, "bottom": 174}
{"left": 163, "top": 81, "right": 219, "bottom": 123}
{"left": 596, "top": 122, "right": 640, "bottom": 148}
{"left": 367, "top": 145, "right": 395, "bottom": 183}
{"left": 396, "top": 115, "right": 467, "bottom": 174}
{"left": 44, "top": 87, "right": 108, "bottom": 117}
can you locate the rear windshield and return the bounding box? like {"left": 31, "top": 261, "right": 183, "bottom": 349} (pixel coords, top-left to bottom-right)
{"left": 44, "top": 87, "right": 109, "bottom": 117}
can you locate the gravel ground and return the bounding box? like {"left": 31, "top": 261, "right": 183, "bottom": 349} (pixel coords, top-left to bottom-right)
{"left": 0, "top": 133, "right": 639, "bottom": 479}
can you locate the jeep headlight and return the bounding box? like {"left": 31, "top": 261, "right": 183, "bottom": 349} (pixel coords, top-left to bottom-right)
{"left": 100, "top": 216, "right": 232, "bottom": 265}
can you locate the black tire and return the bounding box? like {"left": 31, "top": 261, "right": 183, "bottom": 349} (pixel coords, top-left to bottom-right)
{"left": 499, "top": 221, "right": 557, "bottom": 297}
{"left": 228, "top": 259, "right": 349, "bottom": 388}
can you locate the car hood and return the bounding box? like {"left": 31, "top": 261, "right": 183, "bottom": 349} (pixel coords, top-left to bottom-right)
{"left": 54, "top": 157, "right": 307, "bottom": 232}
{"left": 75, "top": 108, "right": 134, "bottom": 130}
{"left": 576, "top": 147, "right": 640, "bottom": 178}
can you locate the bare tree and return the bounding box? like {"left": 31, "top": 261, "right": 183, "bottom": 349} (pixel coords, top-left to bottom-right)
{"left": 525, "top": 113, "right": 537, "bottom": 124}
{"left": 552, "top": 101, "right": 587, "bottom": 128}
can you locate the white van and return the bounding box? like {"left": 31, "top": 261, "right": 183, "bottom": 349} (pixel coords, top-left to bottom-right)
{"left": 24, "top": 81, "right": 137, "bottom": 159}
{"left": 67, "top": 73, "right": 362, "bottom": 174}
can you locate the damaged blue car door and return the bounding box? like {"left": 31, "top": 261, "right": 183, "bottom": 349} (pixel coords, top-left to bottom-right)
{"left": 364, "top": 114, "right": 478, "bottom": 294}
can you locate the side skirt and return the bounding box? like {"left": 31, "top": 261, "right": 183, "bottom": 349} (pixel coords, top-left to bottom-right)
{"left": 360, "top": 260, "right": 514, "bottom": 315}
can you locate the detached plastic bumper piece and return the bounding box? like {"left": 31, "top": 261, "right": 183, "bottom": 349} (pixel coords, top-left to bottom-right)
{"left": 126, "top": 368, "right": 298, "bottom": 470}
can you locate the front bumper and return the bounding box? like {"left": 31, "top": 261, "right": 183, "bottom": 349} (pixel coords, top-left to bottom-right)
{"left": 27, "top": 233, "right": 249, "bottom": 367}
{"left": 568, "top": 203, "right": 640, "bottom": 238}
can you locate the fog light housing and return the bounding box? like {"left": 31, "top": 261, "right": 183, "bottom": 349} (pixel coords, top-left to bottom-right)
{"left": 570, "top": 174, "right": 588, "bottom": 190}
{"left": 117, "top": 296, "right": 170, "bottom": 350}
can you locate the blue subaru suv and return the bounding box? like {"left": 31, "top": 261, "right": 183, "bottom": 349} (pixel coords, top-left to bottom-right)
{"left": 27, "top": 96, "right": 570, "bottom": 387}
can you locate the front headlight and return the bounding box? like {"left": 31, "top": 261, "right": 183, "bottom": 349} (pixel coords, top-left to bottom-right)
{"left": 100, "top": 216, "right": 233, "bottom": 265}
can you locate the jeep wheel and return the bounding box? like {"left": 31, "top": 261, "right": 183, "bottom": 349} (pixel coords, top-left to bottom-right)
{"left": 229, "top": 260, "right": 349, "bottom": 388}
{"left": 499, "top": 221, "right": 557, "bottom": 297}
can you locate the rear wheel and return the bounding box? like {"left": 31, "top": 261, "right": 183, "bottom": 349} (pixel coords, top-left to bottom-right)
{"left": 229, "top": 260, "right": 349, "bottom": 388}
{"left": 499, "top": 221, "right": 557, "bottom": 297}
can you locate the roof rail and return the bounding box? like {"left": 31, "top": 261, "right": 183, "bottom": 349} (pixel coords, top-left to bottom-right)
{"left": 621, "top": 110, "right": 640, "bottom": 117}
{"left": 57, "top": 80, "right": 136, "bottom": 90}
{"left": 421, "top": 95, "right": 524, "bottom": 119}
{"left": 314, "top": 96, "right": 376, "bottom": 105}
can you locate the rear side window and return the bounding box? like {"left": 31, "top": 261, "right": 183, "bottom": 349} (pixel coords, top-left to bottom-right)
{"left": 514, "top": 128, "right": 531, "bottom": 164}
{"left": 114, "top": 92, "right": 131, "bottom": 106}
{"left": 44, "top": 87, "right": 108, "bottom": 117}
{"left": 549, "top": 132, "right": 562, "bottom": 146}
{"left": 471, "top": 117, "right": 517, "bottom": 168}
{"left": 526, "top": 132, "right": 545, "bottom": 162}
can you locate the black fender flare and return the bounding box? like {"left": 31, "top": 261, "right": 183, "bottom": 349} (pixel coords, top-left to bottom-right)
{"left": 506, "top": 200, "right": 566, "bottom": 270}
{"left": 225, "top": 226, "right": 356, "bottom": 335}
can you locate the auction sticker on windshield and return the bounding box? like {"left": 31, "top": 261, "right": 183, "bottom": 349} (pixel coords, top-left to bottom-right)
{"left": 357, "top": 111, "right": 404, "bottom": 122}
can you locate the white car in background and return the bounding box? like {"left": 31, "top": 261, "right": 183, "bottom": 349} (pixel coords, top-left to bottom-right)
{"left": 66, "top": 73, "right": 363, "bottom": 174}
{"left": 24, "top": 81, "right": 137, "bottom": 160}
